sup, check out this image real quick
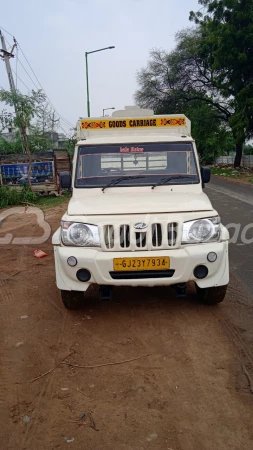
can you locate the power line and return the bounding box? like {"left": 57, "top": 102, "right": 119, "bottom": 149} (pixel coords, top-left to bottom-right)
{"left": 59, "top": 123, "right": 71, "bottom": 137}
{"left": 0, "top": 25, "right": 14, "bottom": 38}
{"left": 11, "top": 68, "right": 31, "bottom": 93}
{"left": 17, "top": 42, "right": 74, "bottom": 128}
{"left": 18, "top": 45, "right": 46, "bottom": 91}
{"left": 0, "top": 25, "right": 74, "bottom": 130}
{"left": 17, "top": 56, "right": 40, "bottom": 90}
{"left": 16, "top": 54, "right": 71, "bottom": 130}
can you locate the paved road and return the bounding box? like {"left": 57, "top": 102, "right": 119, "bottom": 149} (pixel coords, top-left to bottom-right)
{"left": 207, "top": 176, "right": 253, "bottom": 298}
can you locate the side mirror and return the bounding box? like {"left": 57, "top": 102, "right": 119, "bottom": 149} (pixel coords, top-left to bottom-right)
{"left": 60, "top": 171, "right": 72, "bottom": 189}
{"left": 201, "top": 167, "right": 211, "bottom": 187}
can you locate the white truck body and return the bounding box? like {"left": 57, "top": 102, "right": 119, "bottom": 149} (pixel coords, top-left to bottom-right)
{"left": 53, "top": 107, "right": 229, "bottom": 307}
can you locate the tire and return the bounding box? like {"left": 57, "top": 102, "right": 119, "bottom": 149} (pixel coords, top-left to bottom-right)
{"left": 196, "top": 284, "right": 227, "bottom": 305}
{"left": 61, "top": 290, "right": 84, "bottom": 310}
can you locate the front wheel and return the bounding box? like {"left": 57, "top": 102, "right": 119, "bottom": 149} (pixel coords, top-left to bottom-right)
{"left": 61, "top": 290, "right": 84, "bottom": 310}
{"left": 196, "top": 284, "right": 227, "bottom": 305}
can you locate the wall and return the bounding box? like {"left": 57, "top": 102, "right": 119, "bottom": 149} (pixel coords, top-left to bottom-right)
{"left": 215, "top": 155, "right": 253, "bottom": 167}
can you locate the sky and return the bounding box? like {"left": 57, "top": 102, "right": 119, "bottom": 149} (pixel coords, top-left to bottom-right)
{"left": 0, "top": 0, "right": 200, "bottom": 133}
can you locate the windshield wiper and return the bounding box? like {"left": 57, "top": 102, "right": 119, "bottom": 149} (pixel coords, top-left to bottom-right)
{"left": 102, "top": 175, "right": 146, "bottom": 192}
{"left": 151, "top": 175, "right": 195, "bottom": 190}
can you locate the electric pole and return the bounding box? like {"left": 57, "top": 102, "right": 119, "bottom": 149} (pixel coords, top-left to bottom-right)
{"left": 0, "top": 31, "right": 25, "bottom": 152}
{"left": 49, "top": 112, "right": 60, "bottom": 148}
{"left": 50, "top": 112, "right": 60, "bottom": 133}
{"left": 0, "top": 31, "right": 17, "bottom": 92}
{"left": 50, "top": 112, "right": 60, "bottom": 142}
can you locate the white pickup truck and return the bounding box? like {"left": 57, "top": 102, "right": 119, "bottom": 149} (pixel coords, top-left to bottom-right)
{"left": 52, "top": 106, "right": 229, "bottom": 309}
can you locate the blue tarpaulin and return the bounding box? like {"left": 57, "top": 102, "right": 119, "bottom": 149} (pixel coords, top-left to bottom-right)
{"left": 0, "top": 161, "right": 54, "bottom": 183}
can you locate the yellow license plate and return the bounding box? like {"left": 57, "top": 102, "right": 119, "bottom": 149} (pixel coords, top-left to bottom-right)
{"left": 113, "top": 257, "right": 170, "bottom": 271}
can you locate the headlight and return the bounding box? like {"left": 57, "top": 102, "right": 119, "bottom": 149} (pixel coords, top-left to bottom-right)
{"left": 182, "top": 217, "right": 220, "bottom": 244}
{"left": 61, "top": 222, "right": 100, "bottom": 247}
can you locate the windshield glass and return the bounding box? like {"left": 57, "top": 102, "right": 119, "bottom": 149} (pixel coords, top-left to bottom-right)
{"left": 75, "top": 142, "right": 199, "bottom": 188}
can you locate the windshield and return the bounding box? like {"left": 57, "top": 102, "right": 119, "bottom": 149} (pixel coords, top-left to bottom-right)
{"left": 75, "top": 142, "right": 199, "bottom": 188}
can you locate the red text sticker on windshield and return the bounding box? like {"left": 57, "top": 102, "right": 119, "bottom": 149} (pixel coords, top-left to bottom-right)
{"left": 120, "top": 147, "right": 144, "bottom": 153}
{"left": 131, "top": 147, "right": 144, "bottom": 152}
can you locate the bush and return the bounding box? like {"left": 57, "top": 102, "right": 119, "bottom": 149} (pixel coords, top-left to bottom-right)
{"left": 20, "top": 184, "right": 38, "bottom": 203}
{"left": 0, "top": 185, "right": 38, "bottom": 208}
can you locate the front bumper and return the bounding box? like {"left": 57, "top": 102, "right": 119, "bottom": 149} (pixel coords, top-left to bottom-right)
{"left": 54, "top": 241, "right": 229, "bottom": 291}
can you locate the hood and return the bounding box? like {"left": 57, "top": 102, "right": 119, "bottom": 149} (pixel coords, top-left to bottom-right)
{"left": 68, "top": 191, "right": 213, "bottom": 215}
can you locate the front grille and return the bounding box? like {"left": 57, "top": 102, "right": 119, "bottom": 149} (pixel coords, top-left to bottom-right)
{"left": 168, "top": 223, "right": 178, "bottom": 246}
{"left": 104, "top": 225, "right": 114, "bottom": 249}
{"left": 102, "top": 221, "right": 180, "bottom": 251}
{"left": 136, "top": 232, "right": 146, "bottom": 248}
{"left": 152, "top": 223, "right": 162, "bottom": 247}
{"left": 120, "top": 225, "right": 130, "bottom": 248}
{"left": 110, "top": 270, "right": 175, "bottom": 279}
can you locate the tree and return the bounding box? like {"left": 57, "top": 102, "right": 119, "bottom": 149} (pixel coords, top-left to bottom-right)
{"left": 181, "top": 102, "right": 234, "bottom": 163}
{"left": 28, "top": 125, "right": 54, "bottom": 151}
{"left": 0, "top": 89, "right": 46, "bottom": 189}
{"left": 0, "top": 134, "right": 23, "bottom": 154}
{"left": 190, "top": 0, "right": 253, "bottom": 166}
{"left": 154, "top": 92, "right": 234, "bottom": 163}
{"left": 60, "top": 135, "right": 77, "bottom": 158}
{"left": 135, "top": 18, "right": 253, "bottom": 166}
{"left": 35, "top": 103, "right": 53, "bottom": 135}
{"left": 135, "top": 31, "right": 235, "bottom": 162}
{"left": 243, "top": 144, "right": 253, "bottom": 155}
{"left": 135, "top": 30, "right": 232, "bottom": 122}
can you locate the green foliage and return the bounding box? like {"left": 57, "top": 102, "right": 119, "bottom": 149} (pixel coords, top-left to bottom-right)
{"left": 189, "top": 0, "right": 253, "bottom": 162}
{"left": 135, "top": 13, "right": 253, "bottom": 166}
{"left": 19, "top": 184, "right": 38, "bottom": 203}
{"left": 26, "top": 127, "right": 53, "bottom": 152}
{"left": 135, "top": 31, "right": 231, "bottom": 122}
{"left": 135, "top": 34, "right": 235, "bottom": 164}
{"left": 60, "top": 137, "right": 77, "bottom": 158}
{"left": 0, "top": 185, "right": 71, "bottom": 210}
{"left": 0, "top": 185, "right": 38, "bottom": 208}
{"left": 35, "top": 191, "right": 71, "bottom": 209}
{"left": 0, "top": 90, "right": 73, "bottom": 157}
{"left": 135, "top": 31, "right": 233, "bottom": 159}
{"left": 243, "top": 145, "right": 253, "bottom": 155}
{"left": 0, "top": 89, "right": 46, "bottom": 131}
{"left": 0, "top": 135, "right": 23, "bottom": 154}
{"left": 210, "top": 167, "right": 241, "bottom": 178}
{"left": 188, "top": 102, "right": 234, "bottom": 162}
{"left": 35, "top": 104, "right": 54, "bottom": 134}
{"left": 158, "top": 98, "right": 234, "bottom": 163}
{"left": 0, "top": 89, "right": 48, "bottom": 187}
{"left": 0, "top": 130, "right": 54, "bottom": 155}
{"left": 0, "top": 185, "right": 20, "bottom": 208}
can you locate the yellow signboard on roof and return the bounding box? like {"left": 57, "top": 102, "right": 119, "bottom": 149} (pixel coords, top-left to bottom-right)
{"left": 80, "top": 116, "right": 186, "bottom": 130}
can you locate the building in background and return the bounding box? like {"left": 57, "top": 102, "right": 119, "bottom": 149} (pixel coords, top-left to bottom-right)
{"left": 1, "top": 128, "right": 68, "bottom": 149}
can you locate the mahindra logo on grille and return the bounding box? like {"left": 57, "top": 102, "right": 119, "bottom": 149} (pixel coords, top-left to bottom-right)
{"left": 134, "top": 222, "right": 148, "bottom": 230}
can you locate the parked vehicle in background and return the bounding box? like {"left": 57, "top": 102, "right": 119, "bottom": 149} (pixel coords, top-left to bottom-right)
{"left": 0, "top": 150, "right": 71, "bottom": 194}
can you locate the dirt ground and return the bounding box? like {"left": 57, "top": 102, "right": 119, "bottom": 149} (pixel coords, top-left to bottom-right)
{"left": 0, "top": 203, "right": 253, "bottom": 450}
